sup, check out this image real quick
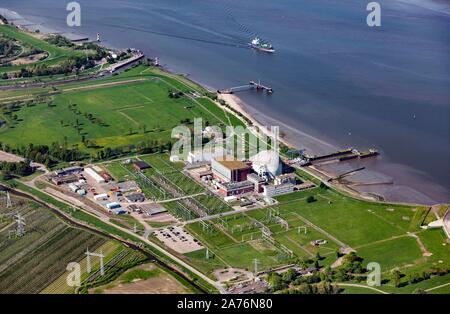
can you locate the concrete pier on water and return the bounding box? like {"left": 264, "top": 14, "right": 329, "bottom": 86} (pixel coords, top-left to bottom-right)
{"left": 218, "top": 80, "right": 273, "bottom": 95}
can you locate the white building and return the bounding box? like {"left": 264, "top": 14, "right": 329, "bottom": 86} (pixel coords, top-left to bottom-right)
{"left": 263, "top": 183, "right": 294, "bottom": 197}
{"left": 274, "top": 174, "right": 297, "bottom": 186}
{"left": 85, "top": 167, "right": 105, "bottom": 183}
{"left": 187, "top": 147, "right": 225, "bottom": 164}
{"left": 94, "top": 193, "right": 109, "bottom": 201}
{"left": 68, "top": 183, "right": 79, "bottom": 193}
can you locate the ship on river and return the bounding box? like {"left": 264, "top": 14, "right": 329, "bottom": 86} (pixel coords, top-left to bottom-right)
{"left": 249, "top": 37, "right": 275, "bottom": 53}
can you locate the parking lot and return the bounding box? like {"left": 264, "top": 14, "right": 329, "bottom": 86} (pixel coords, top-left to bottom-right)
{"left": 153, "top": 225, "right": 203, "bottom": 254}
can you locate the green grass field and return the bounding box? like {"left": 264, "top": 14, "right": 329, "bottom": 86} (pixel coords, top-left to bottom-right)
{"left": 0, "top": 66, "right": 237, "bottom": 156}
{"left": 182, "top": 185, "right": 449, "bottom": 293}
{"left": 0, "top": 25, "right": 86, "bottom": 74}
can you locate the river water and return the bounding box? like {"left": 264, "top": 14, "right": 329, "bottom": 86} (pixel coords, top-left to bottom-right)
{"left": 1, "top": 0, "right": 449, "bottom": 204}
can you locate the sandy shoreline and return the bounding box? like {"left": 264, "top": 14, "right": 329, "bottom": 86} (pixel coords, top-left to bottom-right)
{"left": 217, "top": 93, "right": 337, "bottom": 155}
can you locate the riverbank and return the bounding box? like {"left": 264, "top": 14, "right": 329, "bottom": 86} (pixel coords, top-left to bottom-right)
{"left": 1, "top": 5, "right": 448, "bottom": 205}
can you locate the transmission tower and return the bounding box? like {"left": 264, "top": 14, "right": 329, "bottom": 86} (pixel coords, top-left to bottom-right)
{"left": 253, "top": 258, "right": 260, "bottom": 274}
{"left": 86, "top": 248, "right": 105, "bottom": 275}
{"left": 13, "top": 212, "right": 26, "bottom": 237}
{"left": 6, "top": 191, "right": 12, "bottom": 208}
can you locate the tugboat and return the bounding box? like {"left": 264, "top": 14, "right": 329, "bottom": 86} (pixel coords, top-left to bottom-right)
{"left": 249, "top": 37, "right": 275, "bottom": 53}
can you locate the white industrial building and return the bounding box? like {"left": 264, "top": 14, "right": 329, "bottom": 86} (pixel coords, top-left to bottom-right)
{"left": 85, "top": 167, "right": 105, "bottom": 183}
{"left": 68, "top": 183, "right": 79, "bottom": 193}
{"left": 94, "top": 193, "right": 109, "bottom": 201}
{"left": 274, "top": 174, "right": 297, "bottom": 186}
{"left": 187, "top": 147, "right": 225, "bottom": 164}
{"left": 263, "top": 183, "right": 294, "bottom": 197}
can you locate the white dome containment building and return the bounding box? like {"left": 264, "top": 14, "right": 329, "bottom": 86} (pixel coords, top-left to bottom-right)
{"left": 250, "top": 150, "right": 282, "bottom": 179}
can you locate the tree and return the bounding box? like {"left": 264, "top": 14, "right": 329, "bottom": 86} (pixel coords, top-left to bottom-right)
{"left": 314, "top": 260, "right": 320, "bottom": 269}
{"left": 282, "top": 268, "right": 297, "bottom": 283}
{"left": 306, "top": 196, "right": 316, "bottom": 203}
{"left": 267, "top": 272, "right": 285, "bottom": 291}
{"left": 315, "top": 252, "right": 323, "bottom": 261}
{"left": 391, "top": 270, "right": 402, "bottom": 287}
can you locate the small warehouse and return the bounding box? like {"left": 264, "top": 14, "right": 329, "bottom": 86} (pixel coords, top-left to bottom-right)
{"left": 94, "top": 193, "right": 109, "bottom": 201}
{"left": 133, "top": 161, "right": 151, "bottom": 171}
{"left": 106, "top": 202, "right": 121, "bottom": 210}
{"left": 51, "top": 174, "right": 78, "bottom": 185}
{"left": 68, "top": 183, "right": 79, "bottom": 193}
{"left": 85, "top": 168, "right": 105, "bottom": 183}
{"left": 112, "top": 208, "right": 127, "bottom": 215}
{"left": 124, "top": 193, "right": 146, "bottom": 203}
{"left": 101, "top": 172, "right": 113, "bottom": 182}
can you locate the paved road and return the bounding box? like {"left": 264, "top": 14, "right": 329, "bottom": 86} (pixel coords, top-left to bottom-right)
{"left": 336, "top": 283, "right": 389, "bottom": 294}
{"left": 425, "top": 282, "right": 450, "bottom": 293}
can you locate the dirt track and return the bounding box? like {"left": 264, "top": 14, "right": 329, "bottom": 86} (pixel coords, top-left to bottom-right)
{"left": 0, "top": 150, "right": 24, "bottom": 163}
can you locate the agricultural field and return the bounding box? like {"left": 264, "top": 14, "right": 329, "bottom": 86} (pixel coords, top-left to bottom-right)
{"left": 0, "top": 194, "right": 107, "bottom": 293}
{"left": 88, "top": 262, "right": 194, "bottom": 294}
{"left": 0, "top": 65, "right": 239, "bottom": 156}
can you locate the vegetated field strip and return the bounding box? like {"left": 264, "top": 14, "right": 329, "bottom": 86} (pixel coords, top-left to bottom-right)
{"left": 41, "top": 240, "right": 120, "bottom": 294}
{"left": 355, "top": 236, "right": 424, "bottom": 271}
{"left": 88, "top": 262, "right": 194, "bottom": 294}
{"left": 185, "top": 216, "right": 293, "bottom": 273}
{"left": 103, "top": 161, "right": 133, "bottom": 182}
{"left": 182, "top": 184, "right": 450, "bottom": 288}
{"left": 183, "top": 248, "right": 227, "bottom": 277}
{"left": 0, "top": 25, "right": 84, "bottom": 74}
{"left": 274, "top": 187, "right": 450, "bottom": 285}
{"left": 0, "top": 64, "right": 101, "bottom": 87}
{"left": 138, "top": 154, "right": 206, "bottom": 198}
{"left": 0, "top": 197, "right": 107, "bottom": 293}
{"left": 164, "top": 172, "right": 205, "bottom": 195}
{"left": 275, "top": 189, "right": 417, "bottom": 248}
{"left": 240, "top": 208, "right": 341, "bottom": 262}
{"left": 80, "top": 247, "right": 148, "bottom": 292}
{"left": 140, "top": 153, "right": 183, "bottom": 172}
{"left": 0, "top": 66, "right": 234, "bottom": 154}
{"left": 193, "top": 194, "right": 232, "bottom": 215}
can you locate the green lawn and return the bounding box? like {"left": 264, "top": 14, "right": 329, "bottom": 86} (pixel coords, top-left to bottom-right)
{"left": 0, "top": 25, "right": 85, "bottom": 74}
{"left": 0, "top": 67, "right": 234, "bottom": 154}
{"left": 276, "top": 190, "right": 416, "bottom": 247}
{"left": 356, "top": 236, "right": 424, "bottom": 271}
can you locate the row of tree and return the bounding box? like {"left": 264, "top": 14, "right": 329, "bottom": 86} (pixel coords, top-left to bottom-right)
{"left": 0, "top": 142, "right": 86, "bottom": 168}
{"left": 0, "top": 160, "right": 33, "bottom": 179}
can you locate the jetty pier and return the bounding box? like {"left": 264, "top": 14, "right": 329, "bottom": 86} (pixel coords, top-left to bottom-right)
{"left": 218, "top": 80, "right": 273, "bottom": 94}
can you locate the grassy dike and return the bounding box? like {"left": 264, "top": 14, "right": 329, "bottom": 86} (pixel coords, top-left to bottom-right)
{"left": 3, "top": 179, "right": 217, "bottom": 294}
